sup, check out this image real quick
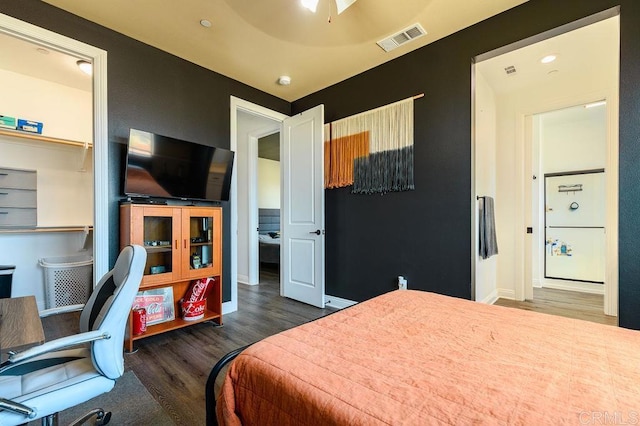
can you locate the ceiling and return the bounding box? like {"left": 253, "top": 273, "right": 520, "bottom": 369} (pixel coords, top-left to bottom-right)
{"left": 31, "top": 0, "right": 528, "bottom": 101}
{"left": 478, "top": 16, "right": 618, "bottom": 96}
{"left": 0, "top": 30, "right": 92, "bottom": 91}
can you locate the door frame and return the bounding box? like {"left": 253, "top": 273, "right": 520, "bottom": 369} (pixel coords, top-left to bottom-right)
{"left": 521, "top": 91, "right": 619, "bottom": 316}
{"left": 228, "top": 96, "right": 287, "bottom": 314}
{"left": 472, "top": 8, "right": 619, "bottom": 317}
{"left": 0, "top": 13, "right": 109, "bottom": 282}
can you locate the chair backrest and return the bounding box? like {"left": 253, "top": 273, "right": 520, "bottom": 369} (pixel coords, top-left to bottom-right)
{"left": 79, "top": 245, "right": 146, "bottom": 379}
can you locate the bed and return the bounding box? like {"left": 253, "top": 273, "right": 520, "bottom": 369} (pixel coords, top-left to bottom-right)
{"left": 258, "top": 209, "right": 280, "bottom": 265}
{"left": 207, "top": 290, "right": 640, "bottom": 425}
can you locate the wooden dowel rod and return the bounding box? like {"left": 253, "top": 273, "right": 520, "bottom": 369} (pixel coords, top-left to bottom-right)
{"left": 413, "top": 93, "right": 425, "bottom": 100}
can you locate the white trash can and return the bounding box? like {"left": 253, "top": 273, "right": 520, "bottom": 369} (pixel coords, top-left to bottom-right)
{"left": 39, "top": 255, "right": 93, "bottom": 309}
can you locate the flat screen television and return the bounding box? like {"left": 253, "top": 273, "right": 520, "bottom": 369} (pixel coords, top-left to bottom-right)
{"left": 124, "top": 128, "right": 235, "bottom": 202}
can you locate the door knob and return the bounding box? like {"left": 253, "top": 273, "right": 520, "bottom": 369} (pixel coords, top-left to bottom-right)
{"left": 309, "top": 229, "right": 321, "bottom": 235}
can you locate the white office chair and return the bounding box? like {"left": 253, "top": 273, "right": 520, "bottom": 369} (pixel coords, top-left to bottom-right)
{"left": 0, "top": 245, "right": 146, "bottom": 426}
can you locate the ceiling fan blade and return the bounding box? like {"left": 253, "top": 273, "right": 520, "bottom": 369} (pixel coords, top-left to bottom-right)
{"left": 335, "top": 0, "right": 357, "bottom": 15}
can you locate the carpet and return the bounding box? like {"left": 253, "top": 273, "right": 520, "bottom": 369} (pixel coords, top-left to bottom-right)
{"left": 28, "top": 371, "right": 175, "bottom": 425}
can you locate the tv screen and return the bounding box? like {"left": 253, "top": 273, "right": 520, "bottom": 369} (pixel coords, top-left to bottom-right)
{"left": 124, "top": 128, "right": 235, "bottom": 201}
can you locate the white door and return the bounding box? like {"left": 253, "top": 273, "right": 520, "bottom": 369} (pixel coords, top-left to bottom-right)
{"left": 281, "top": 105, "right": 325, "bottom": 307}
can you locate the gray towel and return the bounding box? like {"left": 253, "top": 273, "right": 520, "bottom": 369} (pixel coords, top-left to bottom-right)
{"left": 479, "top": 196, "right": 498, "bottom": 259}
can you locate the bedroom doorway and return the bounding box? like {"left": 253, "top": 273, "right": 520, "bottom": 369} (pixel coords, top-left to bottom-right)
{"left": 472, "top": 9, "right": 619, "bottom": 318}
{"left": 230, "top": 97, "right": 326, "bottom": 313}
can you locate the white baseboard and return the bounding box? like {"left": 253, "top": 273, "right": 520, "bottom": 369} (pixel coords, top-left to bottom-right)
{"left": 533, "top": 279, "right": 543, "bottom": 289}
{"left": 543, "top": 279, "right": 604, "bottom": 295}
{"left": 496, "top": 288, "right": 516, "bottom": 300}
{"left": 222, "top": 300, "right": 237, "bottom": 315}
{"left": 479, "top": 289, "right": 499, "bottom": 305}
{"left": 237, "top": 274, "right": 259, "bottom": 286}
{"left": 324, "top": 294, "right": 357, "bottom": 309}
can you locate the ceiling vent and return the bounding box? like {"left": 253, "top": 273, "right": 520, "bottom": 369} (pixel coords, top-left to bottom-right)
{"left": 377, "top": 24, "right": 427, "bottom": 53}
{"left": 504, "top": 65, "right": 517, "bottom": 75}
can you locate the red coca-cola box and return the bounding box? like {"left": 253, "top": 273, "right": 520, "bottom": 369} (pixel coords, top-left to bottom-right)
{"left": 132, "top": 287, "right": 175, "bottom": 326}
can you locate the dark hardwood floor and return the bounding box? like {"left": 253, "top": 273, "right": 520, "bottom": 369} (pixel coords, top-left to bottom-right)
{"left": 493, "top": 287, "right": 618, "bottom": 326}
{"left": 40, "top": 264, "right": 335, "bottom": 425}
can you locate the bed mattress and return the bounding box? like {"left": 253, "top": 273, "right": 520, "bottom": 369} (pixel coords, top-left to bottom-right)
{"left": 217, "top": 290, "right": 640, "bottom": 425}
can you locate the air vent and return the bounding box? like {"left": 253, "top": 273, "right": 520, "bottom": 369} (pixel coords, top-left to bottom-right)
{"left": 377, "top": 24, "right": 427, "bottom": 52}
{"left": 504, "top": 65, "right": 517, "bottom": 75}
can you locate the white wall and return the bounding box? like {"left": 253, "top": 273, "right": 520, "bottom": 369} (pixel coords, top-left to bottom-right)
{"left": 0, "top": 69, "right": 92, "bottom": 309}
{"left": 0, "top": 69, "right": 92, "bottom": 142}
{"left": 236, "top": 111, "right": 280, "bottom": 284}
{"left": 474, "top": 71, "right": 499, "bottom": 303}
{"left": 541, "top": 106, "right": 606, "bottom": 174}
{"left": 258, "top": 158, "right": 280, "bottom": 208}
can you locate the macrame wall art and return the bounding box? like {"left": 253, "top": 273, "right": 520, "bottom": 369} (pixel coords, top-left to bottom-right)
{"left": 324, "top": 96, "right": 418, "bottom": 194}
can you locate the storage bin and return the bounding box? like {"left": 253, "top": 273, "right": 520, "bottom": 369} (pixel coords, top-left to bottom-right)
{"left": 39, "top": 254, "right": 93, "bottom": 309}
{"left": 17, "top": 118, "right": 43, "bottom": 134}
{"left": 0, "top": 265, "right": 15, "bottom": 298}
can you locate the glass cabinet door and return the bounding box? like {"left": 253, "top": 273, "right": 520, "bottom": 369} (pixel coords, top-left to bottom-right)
{"left": 134, "top": 207, "right": 181, "bottom": 285}
{"left": 182, "top": 208, "right": 221, "bottom": 278}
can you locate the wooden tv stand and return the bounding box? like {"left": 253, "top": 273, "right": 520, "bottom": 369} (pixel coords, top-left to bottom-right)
{"left": 120, "top": 204, "right": 222, "bottom": 352}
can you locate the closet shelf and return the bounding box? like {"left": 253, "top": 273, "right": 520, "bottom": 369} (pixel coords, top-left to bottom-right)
{"left": 0, "top": 128, "right": 92, "bottom": 149}
{"left": 0, "top": 226, "right": 93, "bottom": 234}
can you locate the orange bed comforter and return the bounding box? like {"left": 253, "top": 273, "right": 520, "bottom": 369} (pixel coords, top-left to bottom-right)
{"left": 217, "top": 290, "right": 640, "bottom": 425}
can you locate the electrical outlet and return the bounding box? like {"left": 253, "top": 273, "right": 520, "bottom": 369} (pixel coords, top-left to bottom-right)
{"left": 398, "top": 276, "right": 408, "bottom": 290}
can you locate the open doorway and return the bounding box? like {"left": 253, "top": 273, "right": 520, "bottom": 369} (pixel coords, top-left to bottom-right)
{"left": 227, "top": 98, "right": 286, "bottom": 314}
{"left": 257, "top": 132, "right": 281, "bottom": 284}
{"left": 0, "top": 13, "right": 108, "bottom": 309}
{"left": 229, "top": 98, "right": 326, "bottom": 314}
{"left": 473, "top": 10, "right": 619, "bottom": 321}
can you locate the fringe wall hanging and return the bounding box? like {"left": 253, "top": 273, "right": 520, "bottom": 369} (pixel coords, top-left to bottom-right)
{"left": 324, "top": 96, "right": 416, "bottom": 194}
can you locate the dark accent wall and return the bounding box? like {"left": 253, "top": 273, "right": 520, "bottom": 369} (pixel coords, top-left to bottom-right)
{"left": 0, "top": 0, "right": 290, "bottom": 302}
{"left": 293, "top": 0, "right": 640, "bottom": 329}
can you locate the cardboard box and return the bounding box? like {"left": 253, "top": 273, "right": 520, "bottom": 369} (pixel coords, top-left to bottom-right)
{"left": 0, "top": 115, "right": 16, "bottom": 129}
{"left": 17, "top": 119, "right": 43, "bottom": 134}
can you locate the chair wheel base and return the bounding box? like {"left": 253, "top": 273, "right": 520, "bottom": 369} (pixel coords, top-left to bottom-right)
{"left": 68, "top": 408, "right": 111, "bottom": 426}
{"left": 96, "top": 410, "right": 111, "bottom": 425}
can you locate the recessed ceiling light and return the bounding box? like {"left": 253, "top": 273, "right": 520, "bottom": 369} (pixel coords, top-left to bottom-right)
{"left": 76, "top": 60, "right": 92, "bottom": 75}
{"left": 200, "top": 19, "right": 212, "bottom": 28}
{"left": 541, "top": 55, "right": 557, "bottom": 64}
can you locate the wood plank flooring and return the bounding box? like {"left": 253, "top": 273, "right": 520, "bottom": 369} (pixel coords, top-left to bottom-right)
{"left": 493, "top": 287, "right": 618, "bottom": 326}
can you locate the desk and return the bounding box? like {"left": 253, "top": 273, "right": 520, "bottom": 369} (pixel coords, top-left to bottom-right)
{"left": 0, "top": 296, "right": 45, "bottom": 355}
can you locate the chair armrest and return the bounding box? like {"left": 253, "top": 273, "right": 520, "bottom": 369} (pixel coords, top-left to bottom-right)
{"left": 0, "top": 397, "right": 37, "bottom": 418}
{"left": 39, "top": 304, "right": 85, "bottom": 318}
{"left": 7, "top": 330, "right": 110, "bottom": 364}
